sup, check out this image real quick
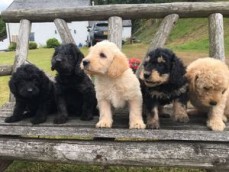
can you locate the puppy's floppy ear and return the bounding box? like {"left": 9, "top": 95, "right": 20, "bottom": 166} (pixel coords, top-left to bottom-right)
{"left": 107, "top": 50, "right": 129, "bottom": 78}
{"left": 69, "top": 43, "right": 84, "bottom": 65}
{"left": 185, "top": 68, "right": 199, "bottom": 90}
{"left": 9, "top": 76, "right": 17, "bottom": 95}
{"left": 169, "top": 53, "right": 186, "bottom": 85}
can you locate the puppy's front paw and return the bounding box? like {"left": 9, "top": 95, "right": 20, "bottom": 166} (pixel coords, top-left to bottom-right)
{"left": 207, "top": 119, "right": 225, "bottom": 131}
{"left": 146, "top": 120, "right": 160, "bottom": 129}
{"left": 5, "top": 116, "right": 22, "bottom": 123}
{"left": 96, "top": 119, "right": 112, "bottom": 128}
{"left": 130, "top": 120, "right": 146, "bottom": 129}
{"left": 53, "top": 115, "right": 68, "bottom": 124}
{"left": 31, "top": 116, "right": 47, "bottom": 124}
{"left": 80, "top": 114, "right": 93, "bottom": 121}
{"left": 173, "top": 113, "right": 189, "bottom": 123}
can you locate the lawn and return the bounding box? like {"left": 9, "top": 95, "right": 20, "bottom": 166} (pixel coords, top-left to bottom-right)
{"left": 0, "top": 45, "right": 210, "bottom": 172}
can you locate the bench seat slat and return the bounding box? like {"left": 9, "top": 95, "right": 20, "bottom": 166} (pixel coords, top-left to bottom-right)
{"left": 0, "top": 103, "right": 228, "bottom": 141}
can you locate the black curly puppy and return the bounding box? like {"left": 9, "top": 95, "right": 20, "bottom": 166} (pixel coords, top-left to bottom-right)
{"left": 5, "top": 64, "right": 56, "bottom": 124}
{"left": 51, "top": 43, "right": 97, "bottom": 124}
{"left": 140, "top": 48, "right": 189, "bottom": 129}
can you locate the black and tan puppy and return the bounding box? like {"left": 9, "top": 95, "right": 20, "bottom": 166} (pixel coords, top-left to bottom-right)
{"left": 140, "top": 48, "right": 189, "bottom": 129}
{"left": 51, "top": 43, "right": 97, "bottom": 124}
{"left": 5, "top": 64, "right": 56, "bottom": 124}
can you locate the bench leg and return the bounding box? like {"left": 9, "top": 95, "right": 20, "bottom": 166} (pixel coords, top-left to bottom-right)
{"left": 0, "top": 160, "right": 13, "bottom": 171}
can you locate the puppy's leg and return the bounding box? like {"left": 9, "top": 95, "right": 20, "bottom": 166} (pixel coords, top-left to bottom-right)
{"left": 207, "top": 103, "right": 226, "bottom": 131}
{"left": 96, "top": 100, "right": 113, "bottom": 128}
{"left": 129, "top": 98, "right": 146, "bottom": 129}
{"left": 5, "top": 100, "right": 27, "bottom": 123}
{"left": 80, "top": 90, "right": 96, "bottom": 121}
{"left": 54, "top": 96, "right": 68, "bottom": 124}
{"left": 172, "top": 94, "right": 189, "bottom": 123}
{"left": 146, "top": 105, "right": 160, "bottom": 129}
{"left": 30, "top": 102, "right": 48, "bottom": 124}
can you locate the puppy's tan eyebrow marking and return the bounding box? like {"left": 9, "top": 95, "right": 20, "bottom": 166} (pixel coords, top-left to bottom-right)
{"left": 157, "top": 56, "right": 166, "bottom": 63}
{"left": 145, "top": 56, "right": 150, "bottom": 62}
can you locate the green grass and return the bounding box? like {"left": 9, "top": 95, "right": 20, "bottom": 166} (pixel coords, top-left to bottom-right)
{"left": 5, "top": 161, "right": 206, "bottom": 172}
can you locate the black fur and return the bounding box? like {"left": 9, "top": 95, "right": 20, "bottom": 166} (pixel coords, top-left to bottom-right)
{"left": 51, "top": 43, "right": 97, "bottom": 124}
{"left": 141, "top": 48, "right": 188, "bottom": 128}
{"left": 5, "top": 64, "right": 56, "bottom": 124}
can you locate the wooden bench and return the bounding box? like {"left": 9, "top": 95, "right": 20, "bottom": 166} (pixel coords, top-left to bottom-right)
{"left": 0, "top": 1, "right": 229, "bottom": 171}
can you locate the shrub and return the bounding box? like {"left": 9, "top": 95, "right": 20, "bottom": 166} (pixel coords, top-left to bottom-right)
{"left": 46, "top": 38, "right": 60, "bottom": 48}
{"left": 29, "top": 42, "right": 38, "bottom": 50}
{"left": 8, "top": 42, "right": 16, "bottom": 51}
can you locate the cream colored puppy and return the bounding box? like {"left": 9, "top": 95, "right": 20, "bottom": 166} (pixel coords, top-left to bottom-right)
{"left": 186, "top": 57, "right": 229, "bottom": 131}
{"left": 81, "top": 40, "right": 146, "bottom": 129}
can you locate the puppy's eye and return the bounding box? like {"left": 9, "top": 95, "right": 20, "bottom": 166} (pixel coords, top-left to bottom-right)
{"left": 222, "top": 89, "right": 227, "bottom": 94}
{"left": 100, "top": 53, "right": 106, "bottom": 58}
{"left": 203, "top": 87, "right": 210, "bottom": 91}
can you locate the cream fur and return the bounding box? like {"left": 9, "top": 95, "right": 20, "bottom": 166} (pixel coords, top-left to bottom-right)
{"left": 81, "top": 40, "right": 146, "bottom": 129}
{"left": 186, "top": 57, "right": 229, "bottom": 131}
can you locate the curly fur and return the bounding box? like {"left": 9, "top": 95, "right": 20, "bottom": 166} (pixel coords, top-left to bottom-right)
{"left": 186, "top": 57, "right": 229, "bottom": 131}
{"left": 140, "top": 48, "right": 189, "bottom": 129}
{"left": 81, "top": 40, "right": 146, "bottom": 129}
{"left": 5, "top": 64, "right": 56, "bottom": 124}
{"left": 51, "top": 43, "right": 97, "bottom": 124}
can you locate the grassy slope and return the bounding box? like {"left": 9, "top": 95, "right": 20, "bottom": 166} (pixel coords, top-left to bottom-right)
{"left": 135, "top": 18, "right": 229, "bottom": 56}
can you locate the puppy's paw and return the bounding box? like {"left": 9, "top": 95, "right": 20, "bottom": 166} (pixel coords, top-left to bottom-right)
{"left": 53, "top": 115, "right": 68, "bottom": 124}
{"left": 146, "top": 120, "right": 160, "bottom": 129}
{"left": 80, "top": 114, "right": 93, "bottom": 121}
{"left": 31, "top": 116, "right": 47, "bottom": 124}
{"left": 207, "top": 119, "right": 225, "bottom": 131}
{"left": 173, "top": 113, "right": 189, "bottom": 123}
{"left": 5, "top": 116, "right": 21, "bottom": 123}
{"left": 223, "top": 115, "right": 228, "bottom": 122}
{"left": 130, "top": 120, "right": 146, "bottom": 129}
{"left": 96, "top": 119, "right": 112, "bottom": 128}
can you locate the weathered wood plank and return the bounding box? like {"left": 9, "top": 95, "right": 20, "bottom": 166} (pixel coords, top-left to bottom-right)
{"left": 136, "top": 14, "right": 179, "bottom": 77}
{"left": 208, "top": 13, "right": 225, "bottom": 60}
{"left": 0, "top": 137, "right": 228, "bottom": 170}
{"left": 54, "top": 18, "right": 75, "bottom": 44}
{"left": 2, "top": 2, "right": 229, "bottom": 22}
{"left": 0, "top": 65, "right": 12, "bottom": 76}
{"left": 108, "top": 16, "right": 122, "bottom": 49}
{"left": 0, "top": 160, "right": 13, "bottom": 172}
{"left": 10, "top": 19, "right": 31, "bottom": 102}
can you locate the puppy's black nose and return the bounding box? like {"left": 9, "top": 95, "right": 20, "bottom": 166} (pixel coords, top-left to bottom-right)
{"left": 209, "top": 101, "right": 217, "bottom": 106}
{"left": 144, "top": 72, "right": 151, "bottom": 79}
{"left": 83, "top": 60, "right": 90, "bottom": 66}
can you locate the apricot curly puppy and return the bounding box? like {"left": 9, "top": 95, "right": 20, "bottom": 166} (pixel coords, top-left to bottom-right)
{"left": 81, "top": 40, "right": 146, "bottom": 129}
{"left": 186, "top": 57, "right": 229, "bottom": 131}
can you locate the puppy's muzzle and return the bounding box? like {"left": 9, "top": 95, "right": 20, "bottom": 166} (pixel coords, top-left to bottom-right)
{"left": 82, "top": 60, "right": 90, "bottom": 67}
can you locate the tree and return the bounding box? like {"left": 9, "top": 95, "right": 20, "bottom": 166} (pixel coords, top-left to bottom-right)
{"left": 0, "top": 16, "right": 7, "bottom": 41}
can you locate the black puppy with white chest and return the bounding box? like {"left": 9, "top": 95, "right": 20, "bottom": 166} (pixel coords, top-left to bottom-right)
{"left": 140, "top": 48, "right": 189, "bottom": 129}
{"left": 51, "top": 43, "right": 97, "bottom": 124}
{"left": 5, "top": 64, "right": 56, "bottom": 124}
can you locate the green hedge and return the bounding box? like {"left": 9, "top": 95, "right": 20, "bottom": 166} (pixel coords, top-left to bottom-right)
{"left": 46, "top": 38, "right": 60, "bottom": 48}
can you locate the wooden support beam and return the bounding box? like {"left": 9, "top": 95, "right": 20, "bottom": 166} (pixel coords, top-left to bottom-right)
{"left": 0, "top": 137, "right": 228, "bottom": 170}
{"left": 0, "top": 65, "right": 13, "bottom": 76}
{"left": 2, "top": 2, "right": 229, "bottom": 22}
{"left": 208, "top": 13, "right": 225, "bottom": 61}
{"left": 136, "top": 14, "right": 179, "bottom": 77}
{"left": 54, "top": 18, "right": 75, "bottom": 44}
{"left": 108, "top": 16, "right": 122, "bottom": 49}
{"left": 10, "top": 19, "right": 31, "bottom": 102}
